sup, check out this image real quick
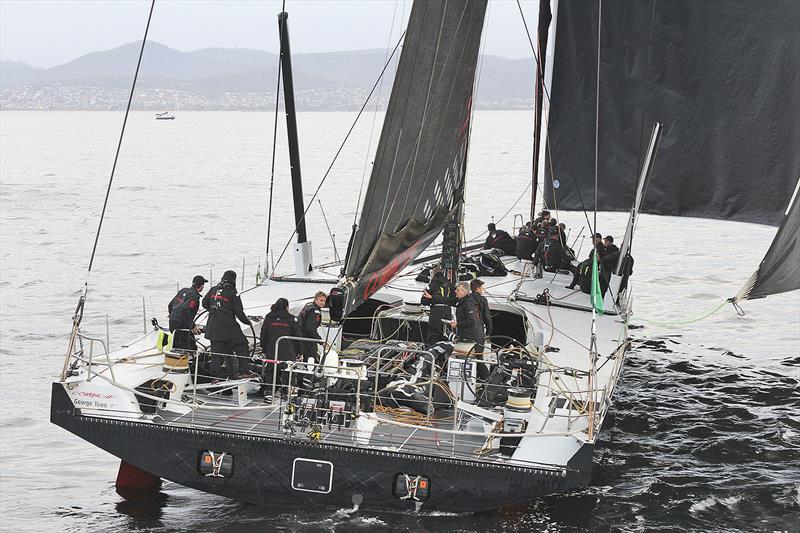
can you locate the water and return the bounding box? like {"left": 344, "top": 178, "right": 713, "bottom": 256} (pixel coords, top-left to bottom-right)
{"left": 1, "top": 111, "right": 798, "bottom": 532}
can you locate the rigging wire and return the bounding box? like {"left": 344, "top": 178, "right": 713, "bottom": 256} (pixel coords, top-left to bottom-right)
{"left": 516, "top": 0, "right": 595, "bottom": 237}
{"left": 317, "top": 200, "right": 340, "bottom": 262}
{"left": 272, "top": 30, "right": 407, "bottom": 272}
{"left": 265, "top": 0, "right": 286, "bottom": 277}
{"left": 593, "top": 0, "right": 602, "bottom": 241}
{"left": 515, "top": 0, "right": 548, "bottom": 214}
{"left": 87, "top": 0, "right": 155, "bottom": 273}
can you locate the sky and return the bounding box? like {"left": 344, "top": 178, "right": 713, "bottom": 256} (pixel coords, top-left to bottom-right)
{"left": 0, "top": 0, "right": 540, "bottom": 68}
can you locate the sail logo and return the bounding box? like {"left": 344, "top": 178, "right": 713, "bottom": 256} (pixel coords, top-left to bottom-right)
{"left": 362, "top": 241, "right": 422, "bottom": 299}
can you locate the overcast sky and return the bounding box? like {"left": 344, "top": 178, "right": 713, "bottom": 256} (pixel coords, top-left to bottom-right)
{"left": 0, "top": 0, "right": 540, "bottom": 68}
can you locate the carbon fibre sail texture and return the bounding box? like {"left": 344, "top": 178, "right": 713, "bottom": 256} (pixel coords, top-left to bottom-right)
{"left": 331, "top": 0, "right": 487, "bottom": 320}
{"left": 735, "top": 179, "right": 800, "bottom": 302}
{"left": 543, "top": 0, "right": 800, "bottom": 226}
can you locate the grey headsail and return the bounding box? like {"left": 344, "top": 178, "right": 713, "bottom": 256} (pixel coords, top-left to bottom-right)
{"left": 734, "top": 178, "right": 800, "bottom": 302}
{"left": 543, "top": 0, "right": 800, "bottom": 226}
{"left": 330, "top": 0, "right": 487, "bottom": 321}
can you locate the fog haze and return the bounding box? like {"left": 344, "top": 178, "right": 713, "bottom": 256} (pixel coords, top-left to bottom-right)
{"left": 1, "top": 0, "right": 539, "bottom": 68}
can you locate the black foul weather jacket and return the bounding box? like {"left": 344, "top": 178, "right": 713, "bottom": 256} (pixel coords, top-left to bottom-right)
{"left": 422, "top": 273, "right": 453, "bottom": 344}
{"left": 297, "top": 302, "right": 323, "bottom": 356}
{"left": 455, "top": 296, "right": 483, "bottom": 342}
{"left": 515, "top": 229, "right": 537, "bottom": 260}
{"left": 484, "top": 230, "right": 516, "bottom": 256}
{"left": 202, "top": 281, "right": 251, "bottom": 342}
{"left": 260, "top": 308, "right": 301, "bottom": 361}
{"left": 533, "top": 237, "right": 573, "bottom": 271}
{"left": 421, "top": 273, "right": 452, "bottom": 308}
{"left": 168, "top": 286, "right": 201, "bottom": 331}
{"left": 471, "top": 291, "right": 492, "bottom": 338}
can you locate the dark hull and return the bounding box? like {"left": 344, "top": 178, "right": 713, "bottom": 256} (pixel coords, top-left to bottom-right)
{"left": 51, "top": 383, "right": 592, "bottom": 512}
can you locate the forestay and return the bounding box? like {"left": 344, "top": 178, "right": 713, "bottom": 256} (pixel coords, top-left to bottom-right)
{"left": 332, "top": 0, "right": 487, "bottom": 320}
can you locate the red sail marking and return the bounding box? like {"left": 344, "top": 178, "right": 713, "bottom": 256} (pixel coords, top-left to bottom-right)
{"left": 362, "top": 242, "right": 422, "bottom": 300}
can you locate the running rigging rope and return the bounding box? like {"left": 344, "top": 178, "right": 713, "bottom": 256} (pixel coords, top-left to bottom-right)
{"left": 635, "top": 300, "right": 731, "bottom": 327}
{"left": 87, "top": 0, "right": 155, "bottom": 274}
{"left": 62, "top": 0, "right": 154, "bottom": 381}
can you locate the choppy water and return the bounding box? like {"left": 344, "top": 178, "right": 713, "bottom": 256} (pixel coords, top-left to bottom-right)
{"left": 1, "top": 111, "right": 798, "bottom": 532}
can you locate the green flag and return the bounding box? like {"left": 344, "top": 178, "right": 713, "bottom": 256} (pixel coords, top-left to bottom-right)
{"left": 591, "top": 253, "right": 605, "bottom": 313}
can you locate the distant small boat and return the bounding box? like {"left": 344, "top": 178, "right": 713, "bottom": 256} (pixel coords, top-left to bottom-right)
{"left": 155, "top": 111, "right": 175, "bottom": 120}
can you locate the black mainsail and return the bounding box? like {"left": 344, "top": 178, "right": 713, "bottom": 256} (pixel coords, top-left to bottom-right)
{"left": 331, "top": 0, "right": 487, "bottom": 320}
{"left": 543, "top": 0, "right": 800, "bottom": 226}
{"left": 734, "top": 178, "right": 800, "bottom": 302}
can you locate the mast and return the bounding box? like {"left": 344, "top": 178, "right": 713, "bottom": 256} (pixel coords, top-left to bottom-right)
{"left": 278, "top": 11, "right": 313, "bottom": 276}
{"left": 530, "top": 0, "right": 552, "bottom": 220}
{"left": 441, "top": 153, "right": 469, "bottom": 285}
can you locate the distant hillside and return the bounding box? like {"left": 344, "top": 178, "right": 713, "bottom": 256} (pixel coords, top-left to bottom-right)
{"left": 0, "top": 42, "right": 536, "bottom": 110}
{"left": 0, "top": 61, "right": 43, "bottom": 87}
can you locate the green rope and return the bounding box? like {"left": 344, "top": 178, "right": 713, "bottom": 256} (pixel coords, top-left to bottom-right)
{"left": 635, "top": 299, "right": 730, "bottom": 327}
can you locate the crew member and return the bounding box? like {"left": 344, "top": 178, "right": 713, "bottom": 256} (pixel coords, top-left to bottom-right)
{"left": 470, "top": 278, "right": 492, "bottom": 341}
{"left": 448, "top": 282, "right": 482, "bottom": 344}
{"left": 421, "top": 265, "right": 452, "bottom": 345}
{"left": 593, "top": 233, "right": 607, "bottom": 260}
{"left": 484, "top": 223, "right": 516, "bottom": 255}
{"left": 202, "top": 270, "right": 252, "bottom": 379}
{"left": 566, "top": 234, "right": 608, "bottom": 291}
{"left": 298, "top": 291, "right": 327, "bottom": 358}
{"left": 533, "top": 232, "right": 577, "bottom": 274}
{"left": 260, "top": 298, "right": 301, "bottom": 398}
{"left": 603, "top": 235, "right": 619, "bottom": 256}
{"left": 531, "top": 210, "right": 551, "bottom": 229}
{"left": 167, "top": 274, "right": 207, "bottom": 351}
{"left": 515, "top": 225, "right": 537, "bottom": 260}
{"left": 470, "top": 278, "right": 493, "bottom": 380}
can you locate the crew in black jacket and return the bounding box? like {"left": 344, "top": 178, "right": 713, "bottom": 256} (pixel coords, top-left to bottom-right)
{"left": 260, "top": 298, "right": 300, "bottom": 360}
{"left": 603, "top": 235, "right": 619, "bottom": 256}
{"left": 484, "top": 223, "right": 516, "bottom": 256}
{"left": 533, "top": 232, "right": 577, "bottom": 274}
{"left": 167, "top": 274, "right": 207, "bottom": 350}
{"left": 515, "top": 225, "right": 537, "bottom": 260}
{"left": 260, "top": 298, "right": 301, "bottom": 397}
{"left": 448, "top": 282, "right": 483, "bottom": 343}
{"left": 421, "top": 265, "right": 453, "bottom": 345}
{"left": 298, "top": 291, "right": 327, "bottom": 358}
{"left": 469, "top": 278, "right": 493, "bottom": 380}
{"left": 202, "top": 270, "right": 252, "bottom": 378}
{"left": 469, "top": 278, "right": 492, "bottom": 340}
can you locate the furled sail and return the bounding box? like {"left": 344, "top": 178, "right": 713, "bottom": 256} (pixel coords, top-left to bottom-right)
{"left": 543, "top": 0, "right": 800, "bottom": 226}
{"left": 734, "top": 178, "right": 800, "bottom": 301}
{"left": 330, "top": 0, "right": 487, "bottom": 320}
